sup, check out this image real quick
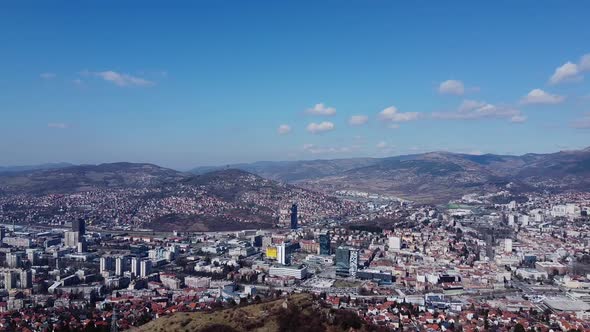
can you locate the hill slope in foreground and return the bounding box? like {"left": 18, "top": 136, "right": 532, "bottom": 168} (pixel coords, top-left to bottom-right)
{"left": 137, "top": 294, "right": 379, "bottom": 332}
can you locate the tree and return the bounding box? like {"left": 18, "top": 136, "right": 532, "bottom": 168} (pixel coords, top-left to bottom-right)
{"left": 514, "top": 323, "right": 526, "bottom": 332}
{"left": 334, "top": 309, "right": 363, "bottom": 330}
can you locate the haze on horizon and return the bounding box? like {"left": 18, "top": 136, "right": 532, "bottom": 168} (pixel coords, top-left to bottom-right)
{"left": 1, "top": 1, "right": 590, "bottom": 170}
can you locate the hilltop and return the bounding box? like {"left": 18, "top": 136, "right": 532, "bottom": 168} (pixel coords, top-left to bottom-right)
{"left": 137, "top": 293, "right": 380, "bottom": 332}
{"left": 0, "top": 162, "right": 187, "bottom": 194}
{"left": 0, "top": 162, "right": 75, "bottom": 174}
{"left": 191, "top": 158, "right": 378, "bottom": 182}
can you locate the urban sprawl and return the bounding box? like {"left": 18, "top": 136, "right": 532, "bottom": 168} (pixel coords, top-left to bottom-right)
{"left": 0, "top": 189, "right": 589, "bottom": 331}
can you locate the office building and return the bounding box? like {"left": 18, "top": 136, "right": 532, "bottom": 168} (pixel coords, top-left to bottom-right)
{"left": 508, "top": 214, "right": 518, "bottom": 225}
{"left": 160, "top": 274, "right": 182, "bottom": 290}
{"left": 252, "top": 235, "right": 263, "bottom": 247}
{"left": 27, "top": 250, "right": 40, "bottom": 265}
{"left": 115, "top": 256, "right": 126, "bottom": 276}
{"left": 100, "top": 256, "right": 115, "bottom": 274}
{"left": 356, "top": 269, "right": 394, "bottom": 282}
{"left": 131, "top": 257, "right": 141, "bottom": 277}
{"left": 4, "top": 271, "right": 17, "bottom": 290}
{"left": 3, "top": 237, "right": 32, "bottom": 248}
{"left": 290, "top": 203, "right": 298, "bottom": 229}
{"left": 72, "top": 218, "right": 86, "bottom": 236}
{"left": 20, "top": 269, "right": 32, "bottom": 289}
{"left": 276, "top": 241, "right": 297, "bottom": 265}
{"left": 388, "top": 236, "right": 401, "bottom": 251}
{"left": 77, "top": 241, "right": 88, "bottom": 253}
{"left": 269, "top": 265, "right": 308, "bottom": 280}
{"left": 277, "top": 242, "right": 290, "bottom": 265}
{"left": 64, "top": 219, "right": 87, "bottom": 251}
{"left": 319, "top": 232, "right": 331, "bottom": 255}
{"left": 504, "top": 239, "right": 513, "bottom": 253}
{"left": 335, "top": 247, "right": 359, "bottom": 278}
{"left": 335, "top": 247, "right": 350, "bottom": 277}
{"left": 140, "top": 259, "right": 152, "bottom": 277}
{"left": 6, "top": 252, "right": 22, "bottom": 268}
{"left": 266, "top": 246, "right": 277, "bottom": 259}
{"left": 64, "top": 231, "right": 80, "bottom": 248}
{"left": 184, "top": 276, "right": 211, "bottom": 288}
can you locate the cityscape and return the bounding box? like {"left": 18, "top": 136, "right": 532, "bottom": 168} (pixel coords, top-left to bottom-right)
{"left": 2, "top": 1, "right": 590, "bottom": 332}
{"left": 0, "top": 170, "right": 589, "bottom": 331}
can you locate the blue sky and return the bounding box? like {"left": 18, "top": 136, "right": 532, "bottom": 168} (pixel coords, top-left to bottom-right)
{"left": 1, "top": 1, "right": 589, "bottom": 169}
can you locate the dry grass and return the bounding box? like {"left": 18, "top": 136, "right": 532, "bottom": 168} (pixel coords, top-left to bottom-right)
{"left": 138, "top": 294, "right": 313, "bottom": 332}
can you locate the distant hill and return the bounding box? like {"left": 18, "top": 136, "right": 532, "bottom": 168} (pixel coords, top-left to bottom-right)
{"left": 148, "top": 168, "right": 346, "bottom": 231}
{"left": 138, "top": 293, "right": 379, "bottom": 332}
{"left": 190, "top": 158, "right": 377, "bottom": 182}
{"left": 3, "top": 146, "right": 590, "bottom": 203}
{"left": 0, "top": 162, "right": 74, "bottom": 174}
{"left": 0, "top": 162, "right": 188, "bottom": 194}
{"left": 0, "top": 164, "right": 348, "bottom": 231}
{"left": 181, "top": 168, "right": 291, "bottom": 201}
{"left": 190, "top": 147, "right": 590, "bottom": 202}
{"left": 148, "top": 169, "right": 294, "bottom": 231}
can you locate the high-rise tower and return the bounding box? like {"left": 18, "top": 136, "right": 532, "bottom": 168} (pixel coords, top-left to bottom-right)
{"left": 290, "top": 203, "right": 298, "bottom": 229}
{"left": 319, "top": 232, "right": 331, "bottom": 255}
{"left": 73, "top": 218, "right": 86, "bottom": 236}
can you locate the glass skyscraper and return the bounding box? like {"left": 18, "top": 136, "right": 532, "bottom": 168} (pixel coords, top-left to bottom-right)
{"left": 319, "top": 233, "right": 330, "bottom": 255}
{"left": 290, "top": 203, "right": 298, "bottom": 229}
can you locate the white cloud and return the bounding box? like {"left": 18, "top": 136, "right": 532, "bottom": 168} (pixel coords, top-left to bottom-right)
{"left": 432, "top": 99, "right": 525, "bottom": 123}
{"left": 458, "top": 99, "right": 485, "bottom": 112}
{"left": 376, "top": 141, "right": 388, "bottom": 149}
{"left": 466, "top": 150, "right": 484, "bottom": 155}
{"left": 306, "top": 121, "right": 335, "bottom": 134}
{"left": 438, "top": 80, "right": 465, "bottom": 95}
{"left": 550, "top": 62, "right": 580, "bottom": 84}
{"left": 81, "top": 70, "right": 155, "bottom": 87}
{"left": 306, "top": 103, "right": 336, "bottom": 116}
{"left": 520, "top": 89, "right": 565, "bottom": 105}
{"left": 549, "top": 53, "right": 590, "bottom": 84}
{"left": 348, "top": 115, "right": 368, "bottom": 126}
{"left": 48, "top": 123, "right": 68, "bottom": 129}
{"left": 277, "top": 124, "right": 291, "bottom": 135}
{"left": 580, "top": 54, "right": 590, "bottom": 71}
{"left": 388, "top": 123, "right": 400, "bottom": 129}
{"left": 572, "top": 112, "right": 590, "bottom": 129}
{"left": 510, "top": 115, "right": 527, "bottom": 123}
{"left": 375, "top": 141, "right": 396, "bottom": 155}
{"left": 40, "top": 72, "right": 56, "bottom": 79}
{"left": 378, "top": 106, "right": 420, "bottom": 123}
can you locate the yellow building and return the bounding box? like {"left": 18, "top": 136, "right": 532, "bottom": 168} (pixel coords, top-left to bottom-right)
{"left": 266, "top": 246, "right": 277, "bottom": 259}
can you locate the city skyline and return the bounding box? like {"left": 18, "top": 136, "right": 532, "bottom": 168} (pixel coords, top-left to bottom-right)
{"left": 1, "top": 2, "right": 590, "bottom": 330}
{"left": 2, "top": 1, "right": 590, "bottom": 169}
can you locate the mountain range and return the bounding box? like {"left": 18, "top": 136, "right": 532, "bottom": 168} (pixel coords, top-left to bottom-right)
{"left": 0, "top": 162, "right": 187, "bottom": 195}
{"left": 1, "top": 147, "right": 589, "bottom": 202}
{"left": 0, "top": 164, "right": 350, "bottom": 231}
{"left": 0, "top": 162, "right": 74, "bottom": 174}
{"left": 191, "top": 147, "right": 590, "bottom": 202}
